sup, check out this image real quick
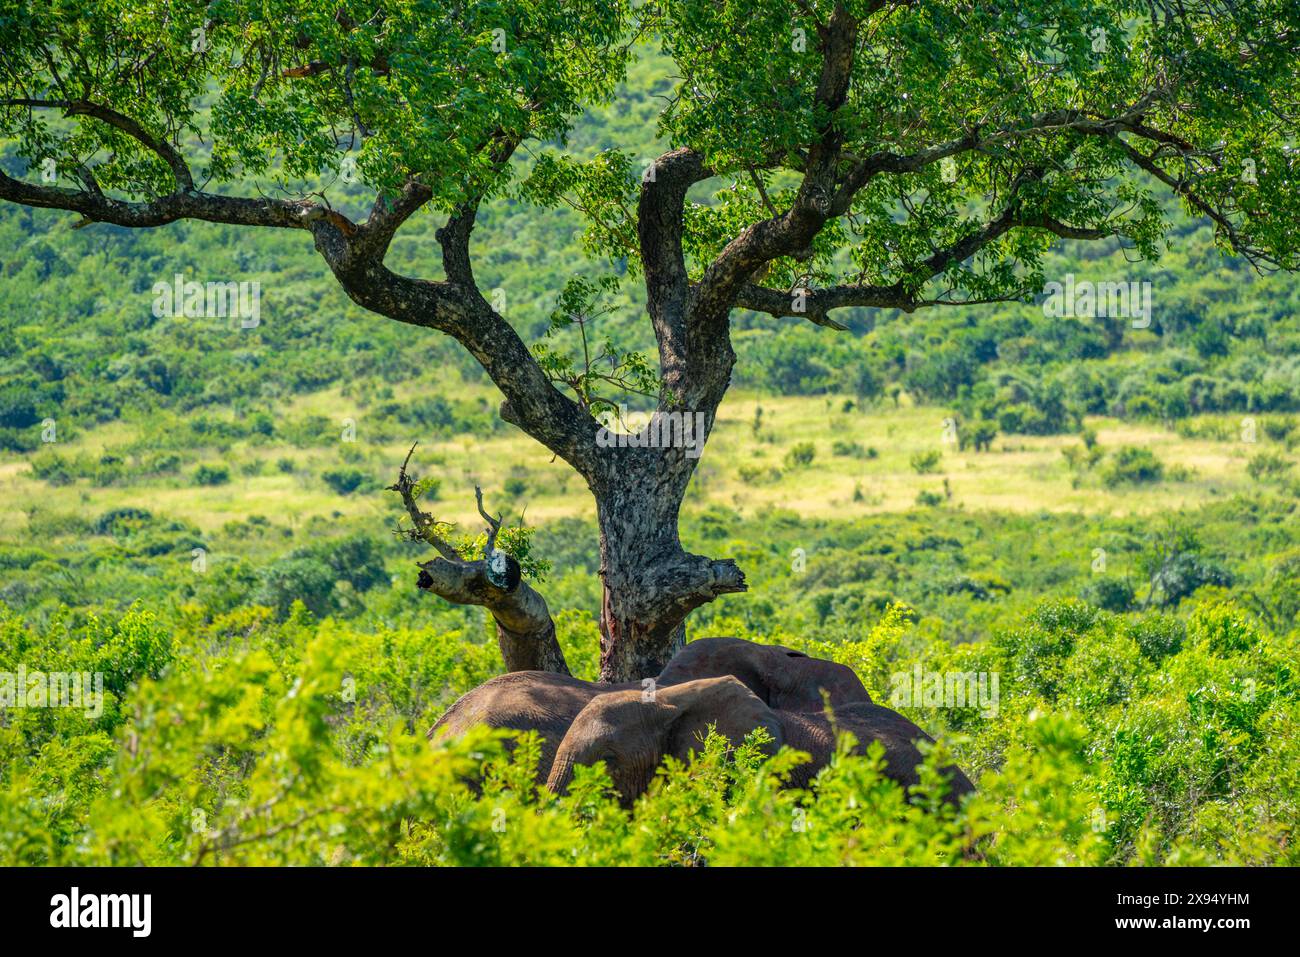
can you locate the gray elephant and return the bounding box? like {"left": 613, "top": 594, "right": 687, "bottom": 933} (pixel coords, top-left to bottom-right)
{"left": 428, "top": 637, "right": 873, "bottom": 781}
{"left": 429, "top": 670, "right": 637, "bottom": 779}
{"left": 545, "top": 675, "right": 975, "bottom": 806}
{"left": 657, "top": 637, "right": 871, "bottom": 711}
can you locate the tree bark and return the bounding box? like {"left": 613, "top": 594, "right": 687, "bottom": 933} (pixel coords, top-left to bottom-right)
{"left": 416, "top": 554, "right": 568, "bottom": 675}
{"left": 390, "top": 449, "right": 570, "bottom": 675}
{"left": 596, "top": 497, "right": 688, "bottom": 682}
{"left": 592, "top": 452, "right": 746, "bottom": 681}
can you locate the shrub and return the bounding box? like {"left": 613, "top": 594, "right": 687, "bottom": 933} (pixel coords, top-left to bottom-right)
{"left": 504, "top": 474, "right": 529, "bottom": 497}
{"left": 1151, "top": 552, "right": 1234, "bottom": 607}
{"left": 1123, "top": 394, "right": 1161, "bottom": 420}
{"left": 1, "top": 595, "right": 1297, "bottom": 866}
{"left": 1246, "top": 451, "right": 1291, "bottom": 482}
{"left": 93, "top": 508, "right": 153, "bottom": 537}
{"left": 1262, "top": 416, "right": 1297, "bottom": 445}
{"left": 0, "top": 386, "right": 40, "bottom": 429}
{"left": 28, "top": 450, "right": 76, "bottom": 485}
{"left": 1080, "top": 576, "right": 1135, "bottom": 612}
{"left": 193, "top": 464, "right": 231, "bottom": 486}
{"left": 910, "top": 449, "right": 942, "bottom": 474}
{"left": 248, "top": 412, "right": 276, "bottom": 437}
{"left": 969, "top": 421, "right": 998, "bottom": 452}
{"left": 322, "top": 467, "right": 367, "bottom": 495}
{"left": 831, "top": 439, "right": 868, "bottom": 458}
{"left": 253, "top": 557, "right": 338, "bottom": 619}
{"left": 144, "top": 452, "right": 182, "bottom": 474}
{"left": 1102, "top": 446, "right": 1163, "bottom": 485}
{"left": 1129, "top": 615, "right": 1186, "bottom": 662}
{"left": 783, "top": 441, "right": 815, "bottom": 469}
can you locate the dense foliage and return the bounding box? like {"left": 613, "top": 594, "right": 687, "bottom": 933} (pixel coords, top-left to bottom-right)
{"left": 1, "top": 595, "right": 1294, "bottom": 865}
{"left": 2, "top": 4, "right": 1299, "bottom": 865}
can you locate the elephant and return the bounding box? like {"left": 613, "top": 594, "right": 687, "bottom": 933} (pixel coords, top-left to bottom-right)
{"left": 428, "top": 637, "right": 875, "bottom": 782}
{"left": 657, "top": 637, "right": 872, "bottom": 711}
{"left": 545, "top": 675, "right": 975, "bottom": 807}
{"left": 428, "top": 670, "right": 638, "bottom": 780}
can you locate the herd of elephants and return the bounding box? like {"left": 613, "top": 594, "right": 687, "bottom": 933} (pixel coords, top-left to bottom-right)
{"left": 431, "top": 637, "right": 975, "bottom": 806}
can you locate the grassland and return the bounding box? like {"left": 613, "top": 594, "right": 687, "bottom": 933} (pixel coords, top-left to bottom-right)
{"left": 0, "top": 377, "right": 1279, "bottom": 545}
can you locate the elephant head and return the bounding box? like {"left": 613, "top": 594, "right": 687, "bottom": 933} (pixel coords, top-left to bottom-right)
{"left": 546, "top": 675, "right": 783, "bottom": 805}
{"left": 547, "top": 674, "right": 976, "bottom": 807}
{"left": 655, "top": 637, "right": 871, "bottom": 711}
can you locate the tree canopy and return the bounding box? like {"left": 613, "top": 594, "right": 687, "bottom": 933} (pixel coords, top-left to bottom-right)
{"left": 2, "top": 0, "right": 1298, "bottom": 679}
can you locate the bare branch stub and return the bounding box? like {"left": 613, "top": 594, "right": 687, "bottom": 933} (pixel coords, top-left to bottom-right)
{"left": 388, "top": 442, "right": 459, "bottom": 562}
{"left": 387, "top": 448, "right": 567, "bottom": 675}
{"left": 474, "top": 484, "right": 502, "bottom": 555}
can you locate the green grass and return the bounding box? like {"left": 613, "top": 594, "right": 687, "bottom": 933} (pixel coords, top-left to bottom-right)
{"left": 1, "top": 382, "right": 1282, "bottom": 545}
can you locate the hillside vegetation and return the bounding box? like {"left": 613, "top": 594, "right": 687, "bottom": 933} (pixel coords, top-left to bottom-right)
{"left": 1, "top": 46, "right": 1298, "bottom": 866}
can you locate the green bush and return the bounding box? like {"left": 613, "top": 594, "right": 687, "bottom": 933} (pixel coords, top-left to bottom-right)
{"left": 2, "top": 595, "right": 1294, "bottom": 866}
{"left": 831, "top": 439, "right": 868, "bottom": 458}
{"left": 1102, "top": 446, "right": 1164, "bottom": 485}
{"left": 1129, "top": 615, "right": 1186, "bottom": 662}
{"left": 322, "top": 468, "right": 367, "bottom": 495}
{"left": 1080, "top": 576, "right": 1135, "bottom": 612}
{"left": 783, "top": 441, "right": 816, "bottom": 469}
{"left": 193, "top": 464, "right": 231, "bottom": 486}
{"left": 910, "top": 449, "right": 943, "bottom": 474}
{"left": 253, "top": 558, "right": 339, "bottom": 620}
{"left": 1246, "top": 451, "right": 1291, "bottom": 482}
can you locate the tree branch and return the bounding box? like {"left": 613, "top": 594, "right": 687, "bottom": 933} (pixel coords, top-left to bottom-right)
{"left": 733, "top": 187, "right": 1115, "bottom": 323}
{"left": 0, "top": 97, "right": 195, "bottom": 190}
{"left": 389, "top": 448, "right": 568, "bottom": 675}
{"left": 353, "top": 178, "right": 434, "bottom": 261}
{"left": 0, "top": 167, "right": 327, "bottom": 231}
{"left": 831, "top": 95, "right": 1165, "bottom": 208}
{"left": 688, "top": 3, "right": 859, "bottom": 335}
{"left": 0, "top": 104, "right": 599, "bottom": 478}
{"left": 1108, "top": 136, "right": 1286, "bottom": 270}
{"left": 638, "top": 147, "right": 712, "bottom": 402}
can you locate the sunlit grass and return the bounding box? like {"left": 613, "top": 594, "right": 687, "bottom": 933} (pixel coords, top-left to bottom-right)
{"left": 1, "top": 383, "right": 1274, "bottom": 543}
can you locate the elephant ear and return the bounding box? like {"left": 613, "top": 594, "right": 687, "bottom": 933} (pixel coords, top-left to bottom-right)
{"left": 655, "top": 675, "right": 784, "bottom": 762}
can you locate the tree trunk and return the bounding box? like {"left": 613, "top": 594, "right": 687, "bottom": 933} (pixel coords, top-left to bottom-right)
{"left": 594, "top": 464, "right": 746, "bottom": 681}
{"left": 597, "top": 504, "right": 689, "bottom": 682}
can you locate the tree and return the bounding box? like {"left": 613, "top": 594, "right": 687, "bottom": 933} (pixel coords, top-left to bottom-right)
{"left": 1136, "top": 520, "right": 1233, "bottom": 609}
{"left": 1, "top": 1, "right": 1298, "bottom": 679}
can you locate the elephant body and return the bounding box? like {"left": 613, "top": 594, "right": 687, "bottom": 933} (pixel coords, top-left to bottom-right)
{"left": 657, "top": 636, "right": 872, "bottom": 711}
{"left": 428, "top": 671, "right": 635, "bottom": 777}
{"left": 428, "top": 637, "right": 875, "bottom": 781}
{"left": 778, "top": 701, "right": 973, "bottom": 794}
{"left": 430, "top": 638, "right": 972, "bottom": 804}
{"left": 546, "top": 675, "right": 975, "bottom": 805}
